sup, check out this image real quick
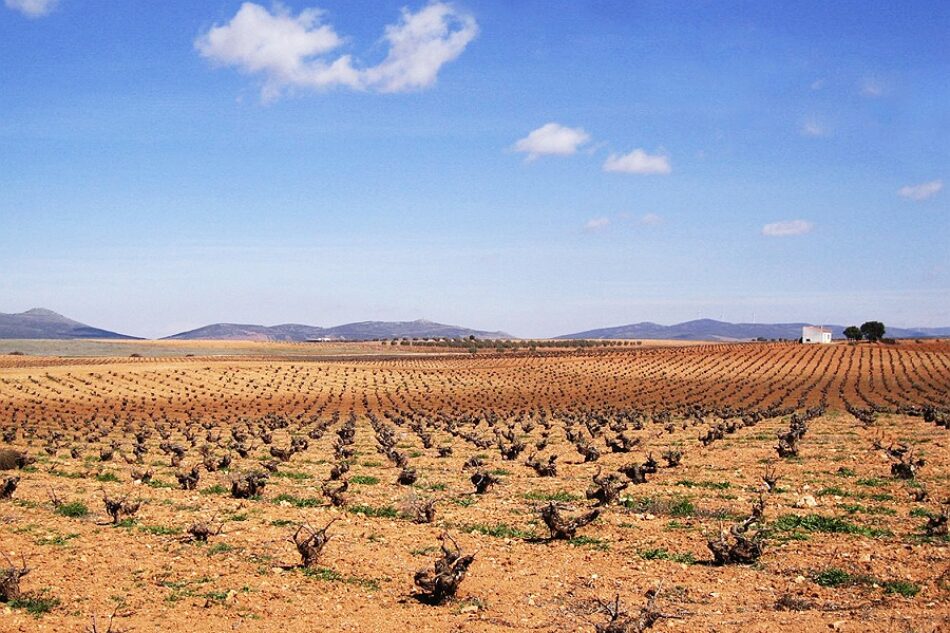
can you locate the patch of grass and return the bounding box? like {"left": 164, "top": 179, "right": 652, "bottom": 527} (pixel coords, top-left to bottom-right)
{"left": 347, "top": 504, "right": 398, "bottom": 518}
{"left": 835, "top": 467, "right": 856, "bottom": 477}
{"left": 523, "top": 490, "right": 581, "bottom": 503}
{"left": 200, "top": 485, "right": 228, "bottom": 496}
{"left": 464, "top": 523, "right": 537, "bottom": 540}
{"left": 812, "top": 567, "right": 854, "bottom": 587}
{"left": 303, "top": 566, "right": 343, "bottom": 581}
{"left": 490, "top": 468, "right": 511, "bottom": 476}
{"left": 836, "top": 503, "right": 896, "bottom": 516}
{"left": 203, "top": 590, "right": 230, "bottom": 603}
{"left": 35, "top": 533, "right": 80, "bottom": 547}
{"left": 347, "top": 576, "right": 380, "bottom": 591}
{"left": 361, "top": 460, "right": 382, "bottom": 468}
{"left": 272, "top": 470, "right": 312, "bottom": 480}
{"left": 882, "top": 580, "right": 920, "bottom": 597}
{"left": 270, "top": 518, "right": 294, "bottom": 527}
{"left": 162, "top": 578, "right": 207, "bottom": 602}
{"left": 422, "top": 482, "right": 447, "bottom": 491}
{"left": 273, "top": 494, "right": 322, "bottom": 508}
{"left": 817, "top": 486, "right": 849, "bottom": 497}
{"left": 638, "top": 548, "right": 695, "bottom": 564}
{"left": 113, "top": 518, "right": 137, "bottom": 529}
{"left": 55, "top": 501, "right": 89, "bottom": 518}
{"left": 856, "top": 477, "right": 887, "bottom": 487}
{"left": 623, "top": 496, "right": 656, "bottom": 512}
{"left": 350, "top": 475, "right": 380, "bottom": 485}
{"left": 909, "top": 507, "right": 933, "bottom": 518}
{"left": 140, "top": 524, "right": 182, "bottom": 536}
{"left": 208, "top": 543, "right": 234, "bottom": 555}
{"left": 811, "top": 569, "right": 920, "bottom": 597}
{"left": 408, "top": 450, "right": 424, "bottom": 458}
{"left": 302, "top": 567, "right": 380, "bottom": 591}
{"left": 10, "top": 595, "right": 59, "bottom": 617}
{"left": 623, "top": 495, "right": 694, "bottom": 517}
{"left": 674, "top": 480, "right": 730, "bottom": 490}
{"left": 771, "top": 514, "right": 892, "bottom": 538}
{"left": 146, "top": 479, "right": 175, "bottom": 489}
{"left": 669, "top": 497, "right": 695, "bottom": 517}
{"left": 50, "top": 469, "right": 85, "bottom": 479}
{"left": 410, "top": 546, "right": 437, "bottom": 556}
{"left": 450, "top": 496, "right": 476, "bottom": 507}
{"left": 568, "top": 536, "right": 609, "bottom": 551}
{"left": 95, "top": 471, "right": 120, "bottom": 483}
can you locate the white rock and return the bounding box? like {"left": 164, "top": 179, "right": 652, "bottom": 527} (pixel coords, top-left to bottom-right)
{"left": 795, "top": 495, "right": 818, "bottom": 508}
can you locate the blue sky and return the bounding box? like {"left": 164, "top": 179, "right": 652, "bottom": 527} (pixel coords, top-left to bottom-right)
{"left": 1, "top": 1, "right": 947, "bottom": 338}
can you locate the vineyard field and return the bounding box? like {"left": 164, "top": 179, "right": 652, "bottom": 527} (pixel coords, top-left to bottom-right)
{"left": 0, "top": 340, "right": 946, "bottom": 632}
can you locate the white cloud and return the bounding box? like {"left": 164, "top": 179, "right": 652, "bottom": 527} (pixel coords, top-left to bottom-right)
{"left": 801, "top": 118, "right": 826, "bottom": 137}
{"left": 898, "top": 180, "right": 943, "bottom": 201}
{"left": 196, "top": 2, "right": 477, "bottom": 101}
{"left": 587, "top": 213, "right": 662, "bottom": 232}
{"left": 513, "top": 123, "right": 591, "bottom": 161}
{"left": 603, "top": 149, "right": 671, "bottom": 175}
{"left": 4, "top": 0, "right": 56, "bottom": 17}
{"left": 761, "top": 220, "right": 814, "bottom": 237}
{"left": 860, "top": 77, "right": 885, "bottom": 97}
{"left": 584, "top": 217, "right": 610, "bottom": 231}
{"left": 362, "top": 2, "right": 479, "bottom": 93}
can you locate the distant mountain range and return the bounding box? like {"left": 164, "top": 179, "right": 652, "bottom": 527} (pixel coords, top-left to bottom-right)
{"left": 0, "top": 308, "right": 139, "bottom": 340}
{"left": 2, "top": 309, "right": 948, "bottom": 342}
{"left": 164, "top": 319, "right": 513, "bottom": 341}
{"left": 557, "top": 319, "right": 950, "bottom": 341}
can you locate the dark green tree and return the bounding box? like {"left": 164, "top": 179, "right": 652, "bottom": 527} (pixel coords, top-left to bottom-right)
{"left": 859, "top": 321, "right": 886, "bottom": 342}
{"left": 843, "top": 326, "right": 863, "bottom": 341}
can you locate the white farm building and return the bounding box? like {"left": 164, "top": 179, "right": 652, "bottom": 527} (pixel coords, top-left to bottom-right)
{"left": 802, "top": 326, "right": 832, "bottom": 344}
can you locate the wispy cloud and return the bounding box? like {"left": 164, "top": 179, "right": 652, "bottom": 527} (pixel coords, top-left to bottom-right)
{"left": 196, "top": 2, "right": 478, "bottom": 101}
{"left": 4, "top": 0, "right": 57, "bottom": 18}
{"left": 583, "top": 217, "right": 610, "bottom": 231}
{"left": 762, "top": 220, "right": 814, "bottom": 237}
{"left": 513, "top": 123, "right": 591, "bottom": 161}
{"left": 801, "top": 118, "right": 827, "bottom": 137}
{"left": 898, "top": 179, "right": 943, "bottom": 201}
{"left": 586, "top": 213, "right": 662, "bottom": 232}
{"left": 860, "top": 77, "right": 885, "bottom": 97}
{"left": 603, "top": 149, "right": 671, "bottom": 175}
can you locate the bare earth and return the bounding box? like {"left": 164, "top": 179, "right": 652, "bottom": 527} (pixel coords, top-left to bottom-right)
{"left": 0, "top": 340, "right": 946, "bottom": 632}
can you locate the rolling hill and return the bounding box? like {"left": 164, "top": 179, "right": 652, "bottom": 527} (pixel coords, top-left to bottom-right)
{"left": 0, "top": 308, "right": 140, "bottom": 340}
{"left": 164, "top": 319, "right": 513, "bottom": 341}
{"left": 557, "top": 319, "right": 950, "bottom": 341}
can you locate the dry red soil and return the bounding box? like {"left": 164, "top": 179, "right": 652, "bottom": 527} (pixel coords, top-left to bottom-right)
{"left": 0, "top": 341, "right": 946, "bottom": 632}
